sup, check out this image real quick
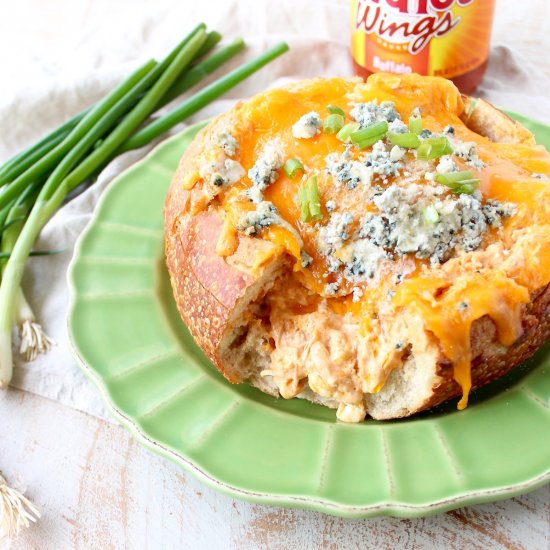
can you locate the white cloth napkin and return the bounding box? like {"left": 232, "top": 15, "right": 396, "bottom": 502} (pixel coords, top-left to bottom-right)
{"left": 1, "top": 0, "right": 549, "bottom": 421}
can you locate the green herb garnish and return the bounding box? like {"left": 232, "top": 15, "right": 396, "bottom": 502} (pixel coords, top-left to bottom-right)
{"left": 409, "top": 112, "right": 422, "bottom": 135}
{"left": 422, "top": 204, "right": 440, "bottom": 224}
{"left": 323, "top": 113, "right": 345, "bottom": 135}
{"left": 387, "top": 131, "right": 421, "bottom": 149}
{"left": 336, "top": 122, "right": 360, "bottom": 143}
{"left": 435, "top": 171, "right": 480, "bottom": 194}
{"left": 417, "top": 137, "right": 453, "bottom": 160}
{"left": 350, "top": 121, "right": 388, "bottom": 149}
{"left": 284, "top": 158, "right": 304, "bottom": 179}
{"left": 327, "top": 105, "right": 346, "bottom": 117}
{"left": 298, "top": 175, "right": 322, "bottom": 223}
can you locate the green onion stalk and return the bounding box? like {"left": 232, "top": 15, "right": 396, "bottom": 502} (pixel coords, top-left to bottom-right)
{"left": 0, "top": 28, "right": 208, "bottom": 387}
{"left": 0, "top": 192, "right": 55, "bottom": 362}
{"left": 0, "top": 23, "right": 215, "bottom": 186}
{"left": 0, "top": 35, "right": 289, "bottom": 387}
{"left": 284, "top": 158, "right": 304, "bottom": 179}
{"left": 121, "top": 42, "right": 289, "bottom": 151}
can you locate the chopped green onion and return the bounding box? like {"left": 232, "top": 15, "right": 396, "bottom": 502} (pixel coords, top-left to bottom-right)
{"left": 434, "top": 171, "right": 480, "bottom": 194}
{"left": 417, "top": 137, "right": 453, "bottom": 161}
{"left": 422, "top": 204, "right": 440, "bottom": 224}
{"left": 298, "top": 175, "right": 322, "bottom": 223}
{"left": 353, "top": 134, "right": 387, "bottom": 150}
{"left": 387, "top": 131, "right": 421, "bottom": 149}
{"left": 350, "top": 121, "right": 388, "bottom": 149}
{"left": 409, "top": 112, "right": 422, "bottom": 135}
{"left": 455, "top": 183, "right": 479, "bottom": 195}
{"left": 336, "top": 122, "right": 360, "bottom": 143}
{"left": 327, "top": 105, "right": 345, "bottom": 117}
{"left": 350, "top": 121, "right": 388, "bottom": 143}
{"left": 323, "top": 113, "right": 345, "bottom": 135}
{"left": 284, "top": 158, "right": 304, "bottom": 179}
{"left": 434, "top": 171, "right": 476, "bottom": 185}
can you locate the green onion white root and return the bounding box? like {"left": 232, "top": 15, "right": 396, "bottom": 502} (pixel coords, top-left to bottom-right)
{"left": 0, "top": 473, "right": 41, "bottom": 542}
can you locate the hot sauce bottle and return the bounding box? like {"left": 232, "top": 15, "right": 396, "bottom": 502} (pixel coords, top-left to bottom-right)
{"left": 350, "top": 0, "right": 496, "bottom": 93}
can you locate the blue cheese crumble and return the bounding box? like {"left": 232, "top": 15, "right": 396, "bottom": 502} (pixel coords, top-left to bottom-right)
{"left": 326, "top": 155, "right": 373, "bottom": 189}
{"left": 201, "top": 157, "right": 245, "bottom": 187}
{"left": 237, "top": 201, "right": 280, "bottom": 235}
{"left": 292, "top": 112, "right": 322, "bottom": 139}
{"left": 388, "top": 119, "right": 408, "bottom": 134}
{"left": 363, "top": 184, "right": 514, "bottom": 263}
{"left": 363, "top": 140, "right": 402, "bottom": 180}
{"left": 390, "top": 146, "right": 405, "bottom": 162}
{"left": 452, "top": 141, "right": 486, "bottom": 170}
{"left": 236, "top": 201, "right": 303, "bottom": 247}
{"left": 350, "top": 100, "right": 399, "bottom": 127}
{"left": 340, "top": 239, "right": 390, "bottom": 281}
{"left": 436, "top": 155, "right": 457, "bottom": 174}
{"left": 248, "top": 141, "right": 285, "bottom": 191}
{"left": 216, "top": 131, "right": 239, "bottom": 157}
{"left": 236, "top": 196, "right": 306, "bottom": 261}
{"left": 317, "top": 212, "right": 354, "bottom": 254}
{"left": 313, "top": 183, "right": 516, "bottom": 291}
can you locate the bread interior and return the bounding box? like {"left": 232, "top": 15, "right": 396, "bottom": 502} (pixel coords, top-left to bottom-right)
{"left": 217, "top": 263, "right": 444, "bottom": 420}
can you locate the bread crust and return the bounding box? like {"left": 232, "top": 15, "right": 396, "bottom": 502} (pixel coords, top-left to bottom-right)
{"left": 460, "top": 95, "right": 536, "bottom": 145}
{"left": 165, "top": 76, "right": 549, "bottom": 420}
{"left": 413, "top": 284, "right": 550, "bottom": 416}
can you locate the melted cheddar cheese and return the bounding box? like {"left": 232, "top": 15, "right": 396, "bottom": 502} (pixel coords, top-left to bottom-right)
{"left": 184, "top": 73, "right": 550, "bottom": 418}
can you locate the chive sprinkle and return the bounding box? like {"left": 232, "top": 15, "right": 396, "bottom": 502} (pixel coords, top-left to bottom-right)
{"left": 327, "top": 105, "right": 345, "bottom": 117}
{"left": 298, "top": 175, "right": 322, "bottom": 223}
{"left": 323, "top": 113, "right": 345, "bottom": 135}
{"left": 422, "top": 204, "right": 440, "bottom": 224}
{"left": 435, "top": 171, "right": 480, "bottom": 195}
{"left": 284, "top": 158, "right": 304, "bottom": 179}
{"left": 409, "top": 112, "right": 422, "bottom": 135}
{"left": 336, "top": 122, "right": 360, "bottom": 143}
{"left": 350, "top": 121, "right": 388, "bottom": 149}
{"left": 417, "top": 137, "right": 453, "bottom": 161}
{"left": 387, "top": 131, "right": 421, "bottom": 149}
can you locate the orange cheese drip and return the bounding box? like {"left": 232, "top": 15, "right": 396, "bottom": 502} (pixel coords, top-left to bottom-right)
{"left": 394, "top": 273, "right": 530, "bottom": 408}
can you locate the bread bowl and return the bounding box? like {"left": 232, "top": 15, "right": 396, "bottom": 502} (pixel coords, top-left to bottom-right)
{"left": 164, "top": 73, "right": 550, "bottom": 422}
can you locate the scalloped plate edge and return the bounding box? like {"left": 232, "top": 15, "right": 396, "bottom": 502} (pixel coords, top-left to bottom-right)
{"left": 67, "top": 125, "right": 550, "bottom": 519}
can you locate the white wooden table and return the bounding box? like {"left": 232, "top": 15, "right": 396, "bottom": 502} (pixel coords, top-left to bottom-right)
{"left": 2, "top": 389, "right": 549, "bottom": 549}
{"left": 1, "top": 1, "right": 550, "bottom": 548}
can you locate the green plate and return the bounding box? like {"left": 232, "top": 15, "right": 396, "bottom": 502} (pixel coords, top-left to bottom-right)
{"left": 67, "top": 116, "right": 550, "bottom": 518}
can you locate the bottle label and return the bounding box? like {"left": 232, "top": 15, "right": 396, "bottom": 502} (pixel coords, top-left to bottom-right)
{"left": 350, "top": 0, "right": 495, "bottom": 79}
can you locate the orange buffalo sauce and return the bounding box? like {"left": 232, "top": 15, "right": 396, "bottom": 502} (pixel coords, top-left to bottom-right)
{"left": 350, "top": 0, "right": 496, "bottom": 93}
{"left": 188, "top": 74, "right": 550, "bottom": 408}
